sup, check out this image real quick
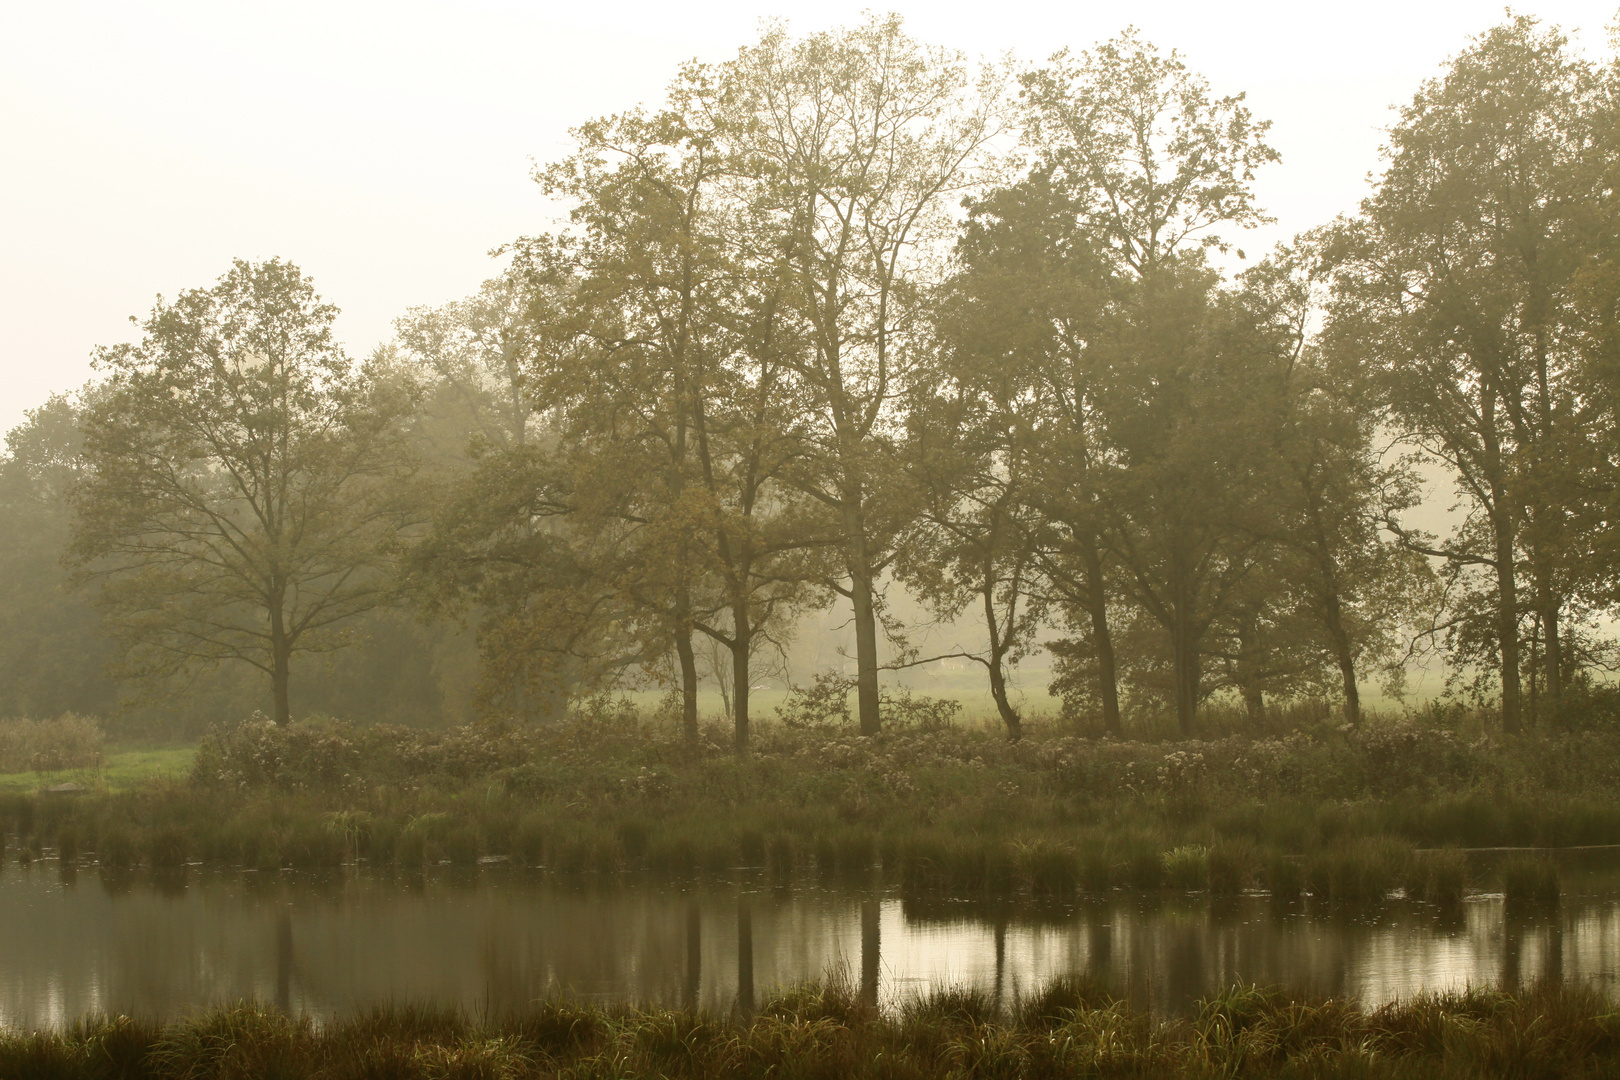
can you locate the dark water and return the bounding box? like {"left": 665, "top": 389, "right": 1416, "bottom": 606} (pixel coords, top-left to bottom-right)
{"left": 3, "top": 855, "right": 1620, "bottom": 1030}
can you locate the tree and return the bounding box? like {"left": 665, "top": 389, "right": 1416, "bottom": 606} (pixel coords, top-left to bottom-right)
{"left": 1016, "top": 31, "right": 1280, "bottom": 733}
{"left": 693, "top": 14, "right": 1005, "bottom": 735}
{"left": 1238, "top": 246, "right": 1434, "bottom": 724}
{"left": 901, "top": 381, "right": 1048, "bottom": 741}
{"left": 1322, "top": 17, "right": 1611, "bottom": 730}
{"left": 935, "top": 170, "right": 1126, "bottom": 735}
{"left": 536, "top": 104, "right": 820, "bottom": 749}
{"left": 70, "top": 259, "right": 417, "bottom": 726}
{"left": 0, "top": 394, "right": 120, "bottom": 718}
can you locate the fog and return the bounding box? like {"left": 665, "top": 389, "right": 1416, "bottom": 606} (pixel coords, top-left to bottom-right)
{"left": 5, "top": 5, "right": 1620, "bottom": 1056}
{"left": 4, "top": 0, "right": 1616, "bottom": 434}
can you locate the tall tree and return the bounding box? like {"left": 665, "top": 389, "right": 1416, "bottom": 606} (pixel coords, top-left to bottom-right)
{"left": 936, "top": 170, "right": 1126, "bottom": 735}
{"left": 1322, "top": 17, "right": 1610, "bottom": 730}
{"left": 901, "top": 381, "right": 1048, "bottom": 741}
{"left": 693, "top": 14, "right": 1004, "bottom": 734}
{"left": 1018, "top": 31, "right": 1280, "bottom": 732}
{"left": 1241, "top": 246, "right": 1434, "bottom": 724}
{"left": 537, "top": 104, "right": 820, "bottom": 749}
{"left": 70, "top": 259, "right": 417, "bottom": 726}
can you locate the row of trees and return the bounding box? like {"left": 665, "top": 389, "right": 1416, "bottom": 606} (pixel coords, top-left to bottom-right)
{"left": 9, "top": 14, "right": 1619, "bottom": 741}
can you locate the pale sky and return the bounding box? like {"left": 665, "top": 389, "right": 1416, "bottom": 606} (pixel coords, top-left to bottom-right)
{"left": 3, "top": 0, "right": 1616, "bottom": 436}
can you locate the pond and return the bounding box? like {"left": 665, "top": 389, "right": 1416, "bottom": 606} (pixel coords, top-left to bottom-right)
{"left": 3, "top": 853, "right": 1619, "bottom": 1029}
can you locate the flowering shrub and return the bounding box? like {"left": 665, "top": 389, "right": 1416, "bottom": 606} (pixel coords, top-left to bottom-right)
{"left": 0, "top": 714, "right": 105, "bottom": 772}
{"left": 192, "top": 713, "right": 530, "bottom": 793}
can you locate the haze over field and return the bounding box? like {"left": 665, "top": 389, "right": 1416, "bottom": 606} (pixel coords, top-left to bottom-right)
{"left": 11, "top": 8, "right": 1620, "bottom": 1064}
{"left": 3, "top": 0, "right": 1616, "bottom": 434}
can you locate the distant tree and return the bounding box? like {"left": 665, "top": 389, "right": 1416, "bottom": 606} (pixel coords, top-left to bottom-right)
{"left": 0, "top": 394, "right": 120, "bottom": 718}
{"left": 70, "top": 259, "right": 417, "bottom": 726}
{"left": 395, "top": 266, "right": 570, "bottom": 455}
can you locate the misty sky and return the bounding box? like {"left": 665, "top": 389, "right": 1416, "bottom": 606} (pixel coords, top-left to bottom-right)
{"left": 3, "top": 0, "right": 1617, "bottom": 436}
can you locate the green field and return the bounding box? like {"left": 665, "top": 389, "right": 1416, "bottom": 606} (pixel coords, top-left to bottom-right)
{"left": 0, "top": 745, "right": 194, "bottom": 793}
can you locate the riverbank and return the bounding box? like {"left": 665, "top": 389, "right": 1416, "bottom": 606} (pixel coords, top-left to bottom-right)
{"left": 3, "top": 978, "right": 1616, "bottom": 1078}
{"left": 3, "top": 708, "right": 1619, "bottom": 900}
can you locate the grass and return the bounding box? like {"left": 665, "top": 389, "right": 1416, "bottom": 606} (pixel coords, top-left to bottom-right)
{"left": 0, "top": 745, "right": 194, "bottom": 793}
{"left": 2, "top": 978, "right": 1618, "bottom": 1078}
{"left": 0, "top": 707, "right": 1612, "bottom": 900}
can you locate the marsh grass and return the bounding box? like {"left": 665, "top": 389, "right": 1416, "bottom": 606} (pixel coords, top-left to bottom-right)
{"left": 1409, "top": 847, "right": 1470, "bottom": 905}
{"left": 4, "top": 979, "right": 1617, "bottom": 1079}
{"left": 1502, "top": 856, "right": 1562, "bottom": 904}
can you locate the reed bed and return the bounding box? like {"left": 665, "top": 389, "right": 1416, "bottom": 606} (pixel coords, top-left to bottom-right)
{"left": 2, "top": 978, "right": 1616, "bottom": 1079}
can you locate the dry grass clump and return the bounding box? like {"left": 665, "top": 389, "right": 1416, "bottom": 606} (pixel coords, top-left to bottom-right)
{"left": 1, "top": 979, "right": 1616, "bottom": 1079}
{"left": 0, "top": 713, "right": 104, "bottom": 773}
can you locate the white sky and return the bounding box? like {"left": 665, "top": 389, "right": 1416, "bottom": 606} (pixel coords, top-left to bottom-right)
{"left": 3, "top": 0, "right": 1617, "bottom": 437}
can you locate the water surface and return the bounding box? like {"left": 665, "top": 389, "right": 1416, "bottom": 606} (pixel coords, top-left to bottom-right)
{"left": 3, "top": 856, "right": 1618, "bottom": 1029}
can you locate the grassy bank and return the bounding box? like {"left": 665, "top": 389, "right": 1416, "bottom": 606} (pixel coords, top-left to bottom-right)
{"left": 3, "top": 978, "right": 1617, "bottom": 1079}
{"left": 0, "top": 746, "right": 194, "bottom": 794}
{"left": 2, "top": 707, "right": 1619, "bottom": 899}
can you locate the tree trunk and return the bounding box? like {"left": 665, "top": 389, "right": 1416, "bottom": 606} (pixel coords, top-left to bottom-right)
{"left": 981, "top": 573, "right": 1022, "bottom": 742}
{"left": 1492, "top": 506, "right": 1523, "bottom": 734}
{"left": 1542, "top": 600, "right": 1563, "bottom": 713}
{"left": 850, "top": 572, "right": 881, "bottom": 736}
{"left": 1482, "top": 383, "right": 1523, "bottom": 734}
{"left": 1082, "top": 541, "right": 1122, "bottom": 736}
{"left": 1171, "top": 620, "right": 1199, "bottom": 735}
{"left": 1320, "top": 590, "right": 1362, "bottom": 725}
{"left": 675, "top": 629, "right": 700, "bottom": 743}
{"left": 986, "top": 655, "right": 1022, "bottom": 742}
{"left": 732, "top": 602, "right": 752, "bottom": 754}
{"left": 270, "top": 601, "right": 292, "bottom": 727}
{"left": 1169, "top": 549, "right": 1198, "bottom": 734}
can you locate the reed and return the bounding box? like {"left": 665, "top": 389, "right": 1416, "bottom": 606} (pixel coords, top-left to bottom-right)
{"left": 1501, "top": 855, "right": 1561, "bottom": 904}
{"left": 1408, "top": 847, "right": 1470, "bottom": 905}
{"left": 2, "top": 979, "right": 1616, "bottom": 1079}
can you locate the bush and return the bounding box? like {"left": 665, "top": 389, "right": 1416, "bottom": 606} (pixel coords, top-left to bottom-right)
{"left": 0, "top": 714, "right": 105, "bottom": 772}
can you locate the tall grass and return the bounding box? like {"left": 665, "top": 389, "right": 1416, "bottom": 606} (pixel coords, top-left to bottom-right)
{"left": 2, "top": 979, "right": 1615, "bottom": 1079}
{"left": 0, "top": 714, "right": 104, "bottom": 772}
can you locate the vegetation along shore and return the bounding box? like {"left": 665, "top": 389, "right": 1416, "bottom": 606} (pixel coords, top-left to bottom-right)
{"left": 4, "top": 978, "right": 1619, "bottom": 1079}
{"left": 0, "top": 707, "right": 1611, "bottom": 904}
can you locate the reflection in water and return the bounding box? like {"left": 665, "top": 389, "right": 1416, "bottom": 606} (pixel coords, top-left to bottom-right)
{"left": 735, "top": 894, "right": 755, "bottom": 1019}
{"left": 3, "top": 860, "right": 1620, "bottom": 1030}
{"left": 860, "top": 898, "right": 879, "bottom": 1008}
{"left": 275, "top": 906, "right": 292, "bottom": 1014}
{"left": 684, "top": 898, "right": 700, "bottom": 1011}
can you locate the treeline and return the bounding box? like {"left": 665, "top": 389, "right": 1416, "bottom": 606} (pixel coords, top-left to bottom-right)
{"left": 3, "top": 14, "right": 1619, "bottom": 744}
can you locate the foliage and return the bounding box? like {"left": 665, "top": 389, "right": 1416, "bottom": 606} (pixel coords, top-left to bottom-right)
{"left": 70, "top": 259, "right": 420, "bottom": 726}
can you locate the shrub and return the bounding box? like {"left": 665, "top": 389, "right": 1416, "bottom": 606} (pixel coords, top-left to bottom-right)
{"left": 0, "top": 714, "right": 105, "bottom": 772}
